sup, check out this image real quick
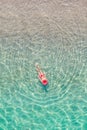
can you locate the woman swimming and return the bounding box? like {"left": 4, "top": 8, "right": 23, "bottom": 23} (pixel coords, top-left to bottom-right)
{"left": 35, "top": 64, "right": 48, "bottom": 86}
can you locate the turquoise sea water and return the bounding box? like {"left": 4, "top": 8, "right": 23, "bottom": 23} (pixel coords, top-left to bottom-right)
{"left": 0, "top": 0, "right": 87, "bottom": 130}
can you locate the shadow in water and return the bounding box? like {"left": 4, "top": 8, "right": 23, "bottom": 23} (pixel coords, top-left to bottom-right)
{"left": 39, "top": 82, "right": 49, "bottom": 92}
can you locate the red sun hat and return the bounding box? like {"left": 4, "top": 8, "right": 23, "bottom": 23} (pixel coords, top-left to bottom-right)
{"left": 42, "top": 78, "right": 48, "bottom": 86}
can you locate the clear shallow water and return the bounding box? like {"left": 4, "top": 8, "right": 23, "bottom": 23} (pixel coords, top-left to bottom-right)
{"left": 0, "top": 0, "right": 87, "bottom": 130}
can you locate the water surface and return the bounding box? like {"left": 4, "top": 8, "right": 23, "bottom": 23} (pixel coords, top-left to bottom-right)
{"left": 0, "top": 0, "right": 87, "bottom": 129}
